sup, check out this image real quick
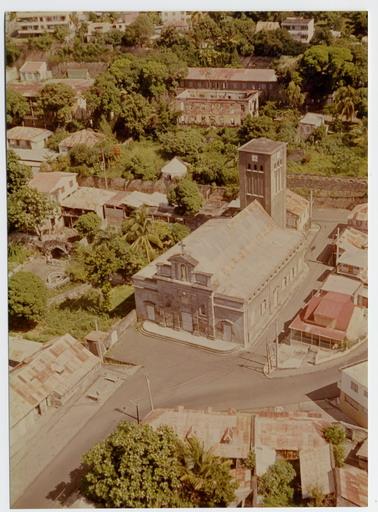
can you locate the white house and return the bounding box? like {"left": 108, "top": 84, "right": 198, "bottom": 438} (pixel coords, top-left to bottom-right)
{"left": 338, "top": 360, "right": 367, "bottom": 428}
{"left": 161, "top": 157, "right": 188, "bottom": 179}
{"left": 19, "top": 61, "right": 49, "bottom": 82}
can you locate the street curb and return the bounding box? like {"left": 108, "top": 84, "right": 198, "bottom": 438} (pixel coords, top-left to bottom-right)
{"left": 137, "top": 325, "right": 242, "bottom": 355}
{"left": 265, "top": 340, "right": 368, "bottom": 379}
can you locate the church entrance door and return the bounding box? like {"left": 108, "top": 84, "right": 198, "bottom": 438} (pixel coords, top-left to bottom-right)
{"left": 146, "top": 304, "right": 155, "bottom": 322}
{"left": 181, "top": 312, "right": 193, "bottom": 332}
{"left": 223, "top": 323, "right": 232, "bottom": 342}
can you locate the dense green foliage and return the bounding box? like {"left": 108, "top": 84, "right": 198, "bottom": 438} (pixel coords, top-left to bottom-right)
{"left": 82, "top": 422, "right": 237, "bottom": 508}
{"left": 7, "top": 150, "right": 32, "bottom": 195}
{"left": 36, "top": 83, "right": 75, "bottom": 129}
{"left": 168, "top": 179, "right": 204, "bottom": 214}
{"left": 258, "top": 459, "right": 296, "bottom": 507}
{"left": 8, "top": 186, "right": 58, "bottom": 237}
{"left": 6, "top": 89, "right": 29, "bottom": 127}
{"left": 9, "top": 271, "right": 47, "bottom": 326}
{"left": 323, "top": 423, "right": 346, "bottom": 468}
{"left": 75, "top": 212, "right": 101, "bottom": 241}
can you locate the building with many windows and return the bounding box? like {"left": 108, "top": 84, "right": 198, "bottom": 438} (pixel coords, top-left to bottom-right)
{"left": 175, "top": 89, "right": 259, "bottom": 127}
{"left": 281, "top": 17, "right": 315, "bottom": 43}
{"left": 14, "top": 12, "right": 73, "bottom": 37}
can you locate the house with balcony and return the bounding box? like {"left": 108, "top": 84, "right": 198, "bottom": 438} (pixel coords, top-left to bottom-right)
{"left": 15, "top": 11, "right": 73, "bottom": 37}
{"left": 281, "top": 17, "right": 315, "bottom": 43}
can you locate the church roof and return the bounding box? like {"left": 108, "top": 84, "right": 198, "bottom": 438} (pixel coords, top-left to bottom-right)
{"left": 134, "top": 200, "right": 304, "bottom": 300}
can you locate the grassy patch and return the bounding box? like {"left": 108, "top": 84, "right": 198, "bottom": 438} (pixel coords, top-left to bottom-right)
{"left": 11, "top": 285, "right": 135, "bottom": 342}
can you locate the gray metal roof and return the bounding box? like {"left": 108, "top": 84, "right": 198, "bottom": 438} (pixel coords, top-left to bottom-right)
{"left": 238, "top": 137, "right": 286, "bottom": 155}
{"left": 134, "top": 200, "right": 303, "bottom": 300}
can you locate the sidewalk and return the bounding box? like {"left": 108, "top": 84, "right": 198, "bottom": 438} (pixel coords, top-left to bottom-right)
{"left": 141, "top": 320, "right": 240, "bottom": 353}
{"left": 10, "top": 364, "right": 140, "bottom": 505}
{"left": 264, "top": 338, "right": 368, "bottom": 379}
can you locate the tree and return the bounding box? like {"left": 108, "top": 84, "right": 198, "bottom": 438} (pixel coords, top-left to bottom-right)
{"left": 8, "top": 186, "right": 58, "bottom": 237}
{"left": 285, "top": 80, "right": 305, "bottom": 109}
{"left": 307, "top": 485, "right": 327, "bottom": 507}
{"left": 159, "top": 128, "right": 204, "bottom": 162}
{"left": 258, "top": 460, "right": 296, "bottom": 507}
{"left": 69, "top": 143, "right": 99, "bottom": 168}
{"left": 323, "top": 423, "right": 346, "bottom": 445}
{"left": 6, "top": 38, "right": 21, "bottom": 65}
{"left": 119, "top": 92, "right": 154, "bottom": 139}
{"left": 82, "top": 235, "right": 128, "bottom": 310}
{"left": 244, "top": 450, "right": 256, "bottom": 471}
{"left": 333, "top": 86, "right": 357, "bottom": 121}
{"left": 122, "top": 207, "right": 163, "bottom": 262}
{"left": 7, "top": 150, "right": 32, "bottom": 195}
{"left": 168, "top": 179, "right": 204, "bottom": 215}
{"left": 332, "top": 443, "right": 346, "bottom": 468}
{"left": 81, "top": 422, "right": 186, "bottom": 508}
{"left": 9, "top": 271, "right": 47, "bottom": 326}
{"left": 6, "top": 89, "right": 29, "bottom": 127}
{"left": 177, "top": 435, "right": 237, "bottom": 507}
{"left": 169, "top": 223, "right": 190, "bottom": 243}
{"left": 123, "top": 14, "right": 154, "bottom": 47}
{"left": 75, "top": 212, "right": 101, "bottom": 242}
{"left": 122, "top": 153, "right": 158, "bottom": 181}
{"left": 37, "top": 83, "right": 75, "bottom": 129}
{"left": 238, "top": 114, "right": 276, "bottom": 143}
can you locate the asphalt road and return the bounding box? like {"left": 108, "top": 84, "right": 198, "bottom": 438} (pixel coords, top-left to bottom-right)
{"left": 14, "top": 207, "right": 366, "bottom": 509}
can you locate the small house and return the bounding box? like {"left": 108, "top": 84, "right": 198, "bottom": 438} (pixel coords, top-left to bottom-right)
{"left": 19, "top": 61, "right": 48, "bottom": 82}
{"left": 298, "top": 113, "right": 327, "bottom": 140}
{"left": 161, "top": 157, "right": 188, "bottom": 179}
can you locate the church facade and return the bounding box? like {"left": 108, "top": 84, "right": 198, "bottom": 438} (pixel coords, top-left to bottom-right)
{"left": 133, "top": 137, "right": 307, "bottom": 347}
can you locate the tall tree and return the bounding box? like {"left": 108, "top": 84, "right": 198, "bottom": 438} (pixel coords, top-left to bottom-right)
{"left": 6, "top": 89, "right": 29, "bottom": 127}
{"left": 82, "top": 422, "right": 186, "bottom": 508}
{"left": 122, "top": 206, "right": 163, "bottom": 262}
{"left": 258, "top": 460, "right": 296, "bottom": 507}
{"left": 37, "top": 82, "right": 75, "bottom": 129}
{"left": 7, "top": 150, "right": 32, "bottom": 195}
{"left": 333, "top": 86, "right": 357, "bottom": 121}
{"left": 168, "top": 179, "right": 204, "bottom": 215}
{"left": 8, "top": 186, "right": 58, "bottom": 238}
{"left": 9, "top": 271, "right": 47, "bottom": 326}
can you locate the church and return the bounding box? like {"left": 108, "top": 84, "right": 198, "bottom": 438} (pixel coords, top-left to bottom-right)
{"left": 132, "top": 138, "right": 307, "bottom": 347}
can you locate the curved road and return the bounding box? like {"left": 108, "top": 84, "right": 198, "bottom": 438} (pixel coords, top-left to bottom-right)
{"left": 14, "top": 207, "right": 367, "bottom": 508}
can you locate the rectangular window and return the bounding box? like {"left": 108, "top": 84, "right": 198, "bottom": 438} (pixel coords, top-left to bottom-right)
{"left": 351, "top": 381, "right": 359, "bottom": 393}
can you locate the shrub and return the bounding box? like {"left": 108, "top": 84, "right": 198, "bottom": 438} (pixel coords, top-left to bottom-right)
{"left": 333, "top": 443, "right": 345, "bottom": 468}
{"left": 323, "top": 424, "right": 346, "bottom": 445}
{"left": 9, "top": 271, "right": 47, "bottom": 326}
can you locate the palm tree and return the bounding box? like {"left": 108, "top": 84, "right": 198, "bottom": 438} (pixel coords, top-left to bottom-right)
{"left": 123, "top": 206, "right": 163, "bottom": 263}
{"left": 334, "top": 86, "right": 357, "bottom": 122}
{"left": 177, "top": 436, "right": 237, "bottom": 507}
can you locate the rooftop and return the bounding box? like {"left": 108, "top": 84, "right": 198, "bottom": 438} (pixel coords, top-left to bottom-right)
{"left": 8, "top": 78, "right": 94, "bottom": 97}
{"left": 338, "top": 247, "right": 367, "bottom": 269}
{"left": 144, "top": 407, "right": 252, "bottom": 460}
{"left": 255, "top": 21, "right": 280, "bottom": 32}
{"left": 336, "top": 466, "right": 368, "bottom": 507}
{"left": 59, "top": 129, "right": 105, "bottom": 149}
{"left": 12, "top": 147, "right": 58, "bottom": 164}
{"left": 9, "top": 338, "right": 42, "bottom": 365}
{"left": 238, "top": 137, "right": 286, "bottom": 155}
{"left": 321, "top": 274, "right": 361, "bottom": 296}
{"left": 29, "top": 171, "right": 77, "bottom": 194}
{"left": 300, "top": 444, "right": 334, "bottom": 499}
{"left": 60, "top": 187, "right": 117, "bottom": 210}
{"left": 299, "top": 112, "right": 325, "bottom": 127}
{"left": 186, "top": 67, "right": 277, "bottom": 83}
{"left": 176, "top": 88, "right": 258, "bottom": 101}
{"left": 105, "top": 190, "right": 168, "bottom": 209}
{"left": 339, "top": 227, "right": 367, "bottom": 252}
{"left": 7, "top": 126, "right": 52, "bottom": 141}
{"left": 161, "top": 157, "right": 188, "bottom": 178}
{"left": 282, "top": 17, "right": 313, "bottom": 25}
{"left": 286, "top": 189, "right": 309, "bottom": 217}
{"left": 348, "top": 203, "right": 368, "bottom": 225}
{"left": 340, "top": 360, "right": 367, "bottom": 388}
{"left": 10, "top": 334, "right": 99, "bottom": 428}
{"left": 290, "top": 291, "right": 355, "bottom": 342}
{"left": 19, "top": 61, "right": 46, "bottom": 73}
{"left": 134, "top": 200, "right": 303, "bottom": 300}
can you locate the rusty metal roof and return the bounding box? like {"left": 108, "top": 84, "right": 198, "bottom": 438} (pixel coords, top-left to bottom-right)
{"left": 336, "top": 466, "right": 368, "bottom": 507}
{"left": 10, "top": 334, "right": 99, "bottom": 428}
{"left": 186, "top": 67, "right": 277, "bottom": 83}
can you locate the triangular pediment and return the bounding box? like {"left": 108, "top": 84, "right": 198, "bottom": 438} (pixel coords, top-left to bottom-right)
{"left": 168, "top": 252, "right": 198, "bottom": 268}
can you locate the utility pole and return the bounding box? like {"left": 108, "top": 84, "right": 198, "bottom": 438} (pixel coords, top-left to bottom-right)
{"left": 101, "top": 147, "right": 108, "bottom": 190}
{"left": 336, "top": 227, "right": 340, "bottom": 266}
{"left": 275, "top": 320, "right": 279, "bottom": 369}
{"left": 309, "top": 189, "right": 313, "bottom": 228}
{"left": 145, "top": 374, "right": 154, "bottom": 411}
